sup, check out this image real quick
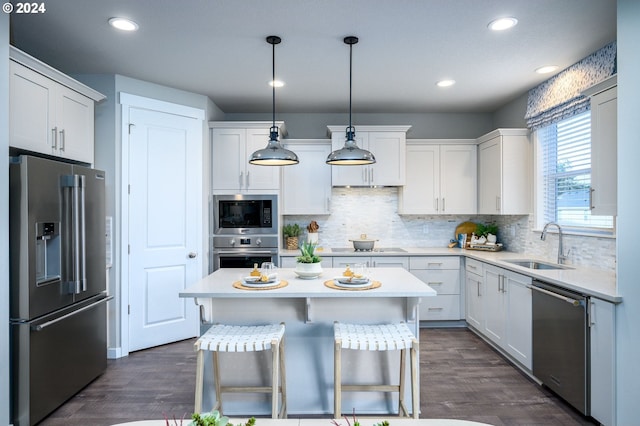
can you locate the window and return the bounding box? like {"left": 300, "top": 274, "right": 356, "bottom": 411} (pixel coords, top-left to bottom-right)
{"left": 536, "top": 111, "right": 614, "bottom": 232}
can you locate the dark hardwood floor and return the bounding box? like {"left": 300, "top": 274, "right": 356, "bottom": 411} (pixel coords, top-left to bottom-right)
{"left": 38, "top": 328, "right": 597, "bottom": 426}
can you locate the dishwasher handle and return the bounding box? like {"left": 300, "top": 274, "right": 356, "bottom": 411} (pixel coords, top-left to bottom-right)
{"left": 531, "top": 285, "right": 581, "bottom": 307}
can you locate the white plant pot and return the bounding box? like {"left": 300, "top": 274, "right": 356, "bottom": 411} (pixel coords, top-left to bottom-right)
{"left": 294, "top": 262, "right": 323, "bottom": 279}
{"left": 307, "top": 232, "right": 319, "bottom": 244}
{"left": 487, "top": 233, "right": 497, "bottom": 244}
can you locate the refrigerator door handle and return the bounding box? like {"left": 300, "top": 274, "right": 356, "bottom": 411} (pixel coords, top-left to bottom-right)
{"left": 62, "top": 174, "right": 87, "bottom": 294}
{"left": 30, "top": 296, "right": 113, "bottom": 331}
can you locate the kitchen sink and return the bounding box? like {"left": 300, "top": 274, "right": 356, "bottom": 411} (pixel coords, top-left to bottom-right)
{"left": 504, "top": 259, "right": 573, "bottom": 270}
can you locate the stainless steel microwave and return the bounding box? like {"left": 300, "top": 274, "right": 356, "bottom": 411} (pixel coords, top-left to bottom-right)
{"left": 213, "top": 194, "right": 278, "bottom": 235}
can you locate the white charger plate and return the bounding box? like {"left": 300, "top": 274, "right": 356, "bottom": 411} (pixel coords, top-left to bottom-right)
{"left": 294, "top": 270, "right": 322, "bottom": 279}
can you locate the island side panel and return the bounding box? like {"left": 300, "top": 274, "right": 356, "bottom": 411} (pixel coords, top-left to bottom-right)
{"left": 197, "top": 296, "right": 420, "bottom": 416}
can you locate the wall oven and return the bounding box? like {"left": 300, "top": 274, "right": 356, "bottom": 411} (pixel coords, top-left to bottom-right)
{"left": 211, "top": 194, "right": 279, "bottom": 271}
{"left": 212, "top": 236, "right": 279, "bottom": 270}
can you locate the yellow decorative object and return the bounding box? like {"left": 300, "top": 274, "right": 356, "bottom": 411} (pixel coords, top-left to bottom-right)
{"left": 343, "top": 265, "right": 353, "bottom": 277}
{"left": 250, "top": 263, "right": 261, "bottom": 276}
{"left": 260, "top": 274, "right": 269, "bottom": 282}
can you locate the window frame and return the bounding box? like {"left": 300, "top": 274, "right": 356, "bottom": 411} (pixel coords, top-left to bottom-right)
{"left": 533, "top": 115, "right": 616, "bottom": 238}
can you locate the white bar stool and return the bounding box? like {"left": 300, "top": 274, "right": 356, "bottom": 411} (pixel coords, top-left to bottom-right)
{"left": 333, "top": 321, "right": 419, "bottom": 418}
{"left": 194, "top": 323, "right": 286, "bottom": 418}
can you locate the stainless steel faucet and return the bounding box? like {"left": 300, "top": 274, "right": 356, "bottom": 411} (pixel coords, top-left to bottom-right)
{"left": 541, "top": 222, "right": 567, "bottom": 264}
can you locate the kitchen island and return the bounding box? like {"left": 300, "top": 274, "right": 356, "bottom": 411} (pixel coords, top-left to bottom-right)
{"left": 180, "top": 267, "right": 436, "bottom": 417}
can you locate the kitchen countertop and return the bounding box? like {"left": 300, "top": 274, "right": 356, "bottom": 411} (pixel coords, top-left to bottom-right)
{"left": 280, "top": 247, "right": 620, "bottom": 303}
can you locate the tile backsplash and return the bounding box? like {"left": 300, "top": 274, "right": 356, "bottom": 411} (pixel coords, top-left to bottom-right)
{"left": 284, "top": 187, "right": 616, "bottom": 272}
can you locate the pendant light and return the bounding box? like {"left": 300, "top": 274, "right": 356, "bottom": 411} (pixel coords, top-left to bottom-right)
{"left": 326, "top": 36, "right": 375, "bottom": 166}
{"left": 249, "top": 36, "right": 299, "bottom": 166}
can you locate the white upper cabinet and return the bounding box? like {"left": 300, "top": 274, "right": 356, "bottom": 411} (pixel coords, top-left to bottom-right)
{"left": 399, "top": 141, "right": 477, "bottom": 215}
{"left": 281, "top": 140, "right": 332, "bottom": 215}
{"left": 210, "top": 122, "right": 284, "bottom": 192}
{"left": 9, "top": 50, "right": 103, "bottom": 164}
{"left": 477, "top": 129, "right": 531, "bottom": 215}
{"left": 327, "top": 125, "right": 410, "bottom": 187}
{"left": 583, "top": 76, "right": 617, "bottom": 216}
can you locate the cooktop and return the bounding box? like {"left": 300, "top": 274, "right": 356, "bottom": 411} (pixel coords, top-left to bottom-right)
{"left": 330, "top": 247, "right": 407, "bottom": 253}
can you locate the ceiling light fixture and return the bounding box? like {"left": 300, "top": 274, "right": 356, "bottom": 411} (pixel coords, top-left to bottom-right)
{"left": 535, "top": 65, "right": 559, "bottom": 74}
{"left": 108, "top": 17, "right": 139, "bottom": 32}
{"left": 326, "top": 36, "right": 375, "bottom": 166}
{"left": 249, "top": 36, "right": 299, "bottom": 166}
{"left": 436, "top": 79, "right": 456, "bottom": 88}
{"left": 488, "top": 17, "right": 518, "bottom": 31}
{"left": 269, "top": 80, "right": 285, "bottom": 88}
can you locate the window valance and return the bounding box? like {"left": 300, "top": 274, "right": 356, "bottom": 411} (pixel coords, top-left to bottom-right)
{"left": 525, "top": 41, "right": 617, "bottom": 131}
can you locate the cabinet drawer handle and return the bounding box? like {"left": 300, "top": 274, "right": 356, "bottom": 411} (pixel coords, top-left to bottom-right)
{"left": 427, "top": 307, "right": 444, "bottom": 311}
{"left": 427, "top": 263, "right": 443, "bottom": 267}
{"left": 428, "top": 282, "right": 443, "bottom": 286}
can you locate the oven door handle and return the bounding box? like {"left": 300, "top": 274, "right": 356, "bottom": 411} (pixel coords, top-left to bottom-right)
{"left": 215, "top": 250, "right": 277, "bottom": 256}
{"left": 531, "top": 285, "right": 581, "bottom": 307}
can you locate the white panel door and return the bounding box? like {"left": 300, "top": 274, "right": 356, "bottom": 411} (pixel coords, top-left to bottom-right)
{"left": 128, "top": 107, "right": 201, "bottom": 351}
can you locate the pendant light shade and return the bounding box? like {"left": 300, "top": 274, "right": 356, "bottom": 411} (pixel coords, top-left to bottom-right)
{"left": 326, "top": 36, "right": 375, "bottom": 166}
{"left": 250, "top": 36, "right": 299, "bottom": 166}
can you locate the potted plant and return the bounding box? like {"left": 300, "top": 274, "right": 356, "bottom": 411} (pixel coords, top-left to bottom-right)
{"left": 283, "top": 223, "right": 301, "bottom": 250}
{"left": 295, "top": 241, "right": 323, "bottom": 276}
{"left": 476, "top": 223, "right": 499, "bottom": 243}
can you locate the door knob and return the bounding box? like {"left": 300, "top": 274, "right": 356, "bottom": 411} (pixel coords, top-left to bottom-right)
{"left": 188, "top": 252, "right": 198, "bottom": 259}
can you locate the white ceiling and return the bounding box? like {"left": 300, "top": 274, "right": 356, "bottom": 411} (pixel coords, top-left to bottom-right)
{"left": 9, "top": 0, "right": 616, "bottom": 114}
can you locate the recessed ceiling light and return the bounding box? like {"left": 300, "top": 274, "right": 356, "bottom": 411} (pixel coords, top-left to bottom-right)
{"left": 488, "top": 17, "right": 518, "bottom": 31}
{"left": 108, "top": 17, "right": 139, "bottom": 32}
{"left": 436, "top": 79, "right": 456, "bottom": 88}
{"left": 269, "top": 80, "right": 285, "bottom": 88}
{"left": 535, "top": 65, "right": 559, "bottom": 74}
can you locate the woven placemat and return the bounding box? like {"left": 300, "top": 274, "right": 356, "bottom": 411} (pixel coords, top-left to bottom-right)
{"left": 233, "top": 280, "right": 289, "bottom": 291}
{"left": 324, "top": 280, "right": 381, "bottom": 291}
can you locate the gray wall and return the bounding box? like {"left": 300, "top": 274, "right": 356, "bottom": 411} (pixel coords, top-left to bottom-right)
{"left": 616, "top": 0, "right": 640, "bottom": 422}
{"left": 492, "top": 92, "right": 528, "bottom": 128}
{"left": 225, "top": 112, "right": 495, "bottom": 139}
{"left": 1, "top": 12, "right": 10, "bottom": 426}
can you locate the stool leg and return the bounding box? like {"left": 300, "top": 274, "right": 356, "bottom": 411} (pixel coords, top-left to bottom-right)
{"left": 213, "top": 351, "right": 222, "bottom": 413}
{"left": 411, "top": 340, "right": 419, "bottom": 419}
{"left": 334, "top": 339, "right": 342, "bottom": 418}
{"left": 399, "top": 348, "right": 407, "bottom": 416}
{"left": 194, "top": 348, "right": 204, "bottom": 413}
{"left": 279, "top": 336, "right": 287, "bottom": 418}
{"left": 271, "top": 338, "right": 279, "bottom": 419}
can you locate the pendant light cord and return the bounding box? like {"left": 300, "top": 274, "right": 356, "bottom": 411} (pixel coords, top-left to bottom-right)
{"left": 349, "top": 40, "right": 352, "bottom": 131}
{"left": 272, "top": 39, "right": 276, "bottom": 129}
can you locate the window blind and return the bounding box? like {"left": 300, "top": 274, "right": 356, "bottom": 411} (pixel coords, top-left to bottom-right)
{"left": 538, "top": 111, "right": 614, "bottom": 230}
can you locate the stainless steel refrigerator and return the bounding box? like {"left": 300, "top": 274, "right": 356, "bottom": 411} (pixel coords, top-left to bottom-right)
{"left": 9, "top": 155, "right": 110, "bottom": 426}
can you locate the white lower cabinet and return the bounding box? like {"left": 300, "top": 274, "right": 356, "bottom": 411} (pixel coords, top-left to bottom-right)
{"left": 590, "top": 297, "right": 616, "bottom": 426}
{"left": 409, "top": 256, "right": 461, "bottom": 321}
{"left": 332, "top": 256, "right": 409, "bottom": 269}
{"left": 482, "top": 264, "right": 533, "bottom": 370}
{"left": 465, "top": 258, "right": 484, "bottom": 330}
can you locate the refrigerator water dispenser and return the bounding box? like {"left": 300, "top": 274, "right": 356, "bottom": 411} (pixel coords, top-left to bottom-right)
{"left": 35, "top": 222, "right": 61, "bottom": 286}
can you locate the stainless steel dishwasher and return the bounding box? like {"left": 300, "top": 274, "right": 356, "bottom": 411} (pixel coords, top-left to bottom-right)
{"left": 532, "top": 280, "right": 590, "bottom": 416}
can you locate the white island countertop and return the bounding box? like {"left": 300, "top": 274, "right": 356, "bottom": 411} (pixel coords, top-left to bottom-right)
{"left": 180, "top": 267, "right": 437, "bottom": 299}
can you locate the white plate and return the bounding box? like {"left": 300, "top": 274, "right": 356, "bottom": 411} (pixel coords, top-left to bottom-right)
{"left": 333, "top": 279, "right": 372, "bottom": 289}
{"left": 294, "top": 270, "right": 322, "bottom": 279}
{"left": 334, "top": 276, "right": 370, "bottom": 285}
{"left": 243, "top": 276, "right": 277, "bottom": 285}
{"left": 241, "top": 279, "right": 280, "bottom": 288}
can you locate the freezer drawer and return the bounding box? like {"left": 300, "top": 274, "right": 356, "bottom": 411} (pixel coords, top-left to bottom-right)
{"left": 11, "top": 296, "right": 108, "bottom": 426}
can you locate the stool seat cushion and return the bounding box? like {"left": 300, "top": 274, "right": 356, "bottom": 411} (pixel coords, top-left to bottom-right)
{"left": 334, "top": 323, "right": 416, "bottom": 351}
{"left": 196, "top": 324, "right": 285, "bottom": 352}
